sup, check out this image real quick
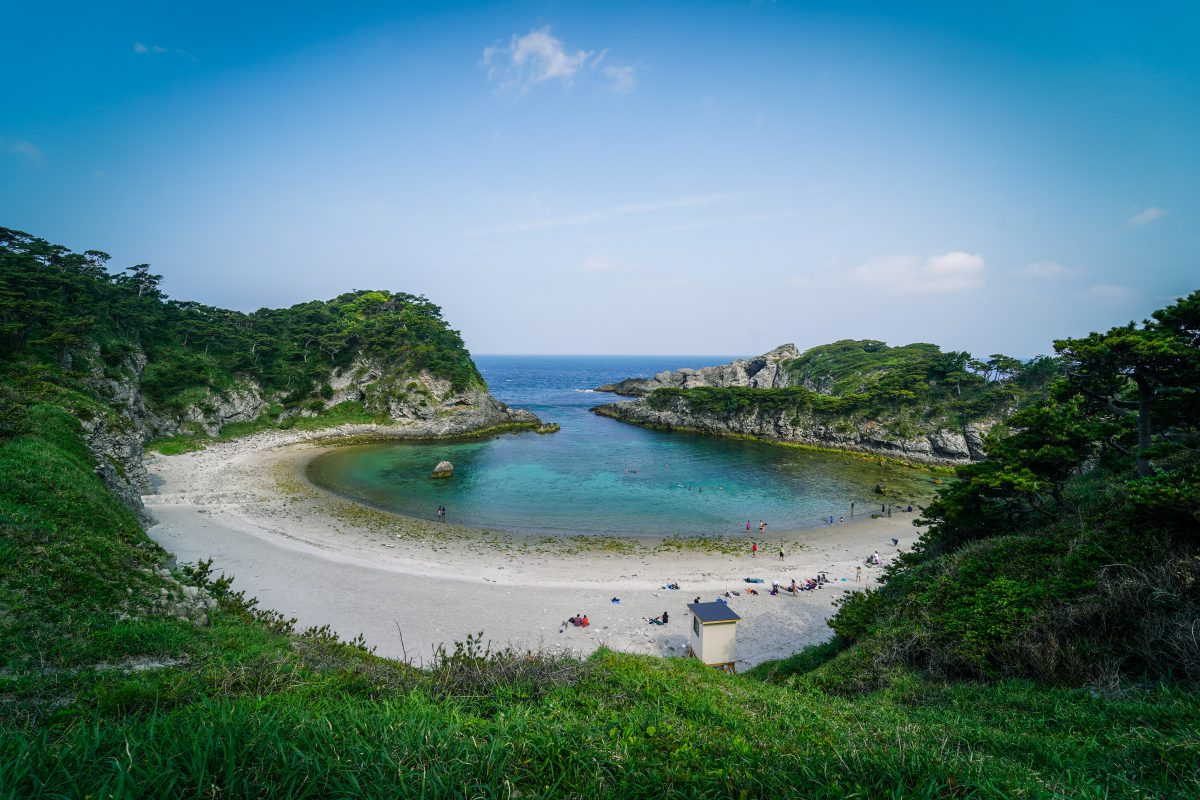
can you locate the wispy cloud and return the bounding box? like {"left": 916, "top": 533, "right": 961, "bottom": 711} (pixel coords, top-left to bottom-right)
{"left": 850, "top": 251, "right": 985, "bottom": 293}
{"left": 591, "top": 208, "right": 803, "bottom": 242}
{"left": 602, "top": 64, "right": 637, "bottom": 93}
{"left": 1128, "top": 206, "right": 1166, "bottom": 226}
{"left": 482, "top": 27, "right": 635, "bottom": 94}
{"left": 462, "top": 193, "right": 736, "bottom": 238}
{"left": 134, "top": 42, "right": 196, "bottom": 61}
{"left": 1086, "top": 284, "right": 1131, "bottom": 298}
{"left": 579, "top": 255, "right": 621, "bottom": 272}
{"left": 1, "top": 136, "right": 43, "bottom": 164}
{"left": 1017, "top": 260, "right": 1081, "bottom": 280}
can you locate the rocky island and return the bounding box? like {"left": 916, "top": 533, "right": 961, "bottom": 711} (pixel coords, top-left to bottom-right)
{"left": 593, "top": 340, "right": 1057, "bottom": 466}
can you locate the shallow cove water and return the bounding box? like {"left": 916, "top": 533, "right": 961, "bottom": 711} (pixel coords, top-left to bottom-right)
{"left": 305, "top": 355, "right": 937, "bottom": 537}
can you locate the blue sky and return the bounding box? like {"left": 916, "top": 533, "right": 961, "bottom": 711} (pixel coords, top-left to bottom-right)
{"left": 2, "top": 1, "right": 1197, "bottom": 356}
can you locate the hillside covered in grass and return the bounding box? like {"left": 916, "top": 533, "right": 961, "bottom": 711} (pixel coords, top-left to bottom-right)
{"left": 1, "top": 228, "right": 1197, "bottom": 796}
{"left": 1, "top": 396, "right": 1197, "bottom": 797}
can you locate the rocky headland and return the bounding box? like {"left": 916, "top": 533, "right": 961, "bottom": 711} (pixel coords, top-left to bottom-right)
{"left": 82, "top": 347, "right": 539, "bottom": 519}
{"left": 592, "top": 341, "right": 1017, "bottom": 467}
{"left": 596, "top": 343, "right": 799, "bottom": 396}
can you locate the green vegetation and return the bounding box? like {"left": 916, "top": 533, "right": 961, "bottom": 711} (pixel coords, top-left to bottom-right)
{"left": 0, "top": 226, "right": 483, "bottom": 427}
{"left": 647, "top": 339, "right": 1060, "bottom": 436}
{"left": 825, "top": 291, "right": 1200, "bottom": 685}
{"left": 1, "top": 227, "right": 1197, "bottom": 795}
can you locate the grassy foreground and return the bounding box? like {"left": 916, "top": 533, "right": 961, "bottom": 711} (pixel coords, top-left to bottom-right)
{"left": 2, "top": 392, "right": 1199, "bottom": 797}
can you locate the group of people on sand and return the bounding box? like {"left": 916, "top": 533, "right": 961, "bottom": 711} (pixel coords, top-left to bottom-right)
{"left": 561, "top": 614, "right": 590, "bottom": 632}
{"left": 769, "top": 575, "right": 826, "bottom": 596}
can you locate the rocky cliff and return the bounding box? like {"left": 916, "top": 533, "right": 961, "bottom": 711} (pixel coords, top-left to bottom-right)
{"left": 591, "top": 342, "right": 1012, "bottom": 466}
{"left": 596, "top": 344, "right": 799, "bottom": 396}
{"left": 592, "top": 396, "right": 991, "bottom": 466}
{"left": 78, "top": 346, "right": 538, "bottom": 520}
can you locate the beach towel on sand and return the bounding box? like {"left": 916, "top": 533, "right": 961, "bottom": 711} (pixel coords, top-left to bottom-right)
{"left": 744, "top": 577, "right": 764, "bottom": 583}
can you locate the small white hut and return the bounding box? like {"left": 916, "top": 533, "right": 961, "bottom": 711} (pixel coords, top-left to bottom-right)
{"left": 686, "top": 601, "right": 741, "bottom": 672}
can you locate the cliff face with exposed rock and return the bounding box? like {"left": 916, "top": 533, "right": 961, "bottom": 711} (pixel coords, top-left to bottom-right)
{"left": 592, "top": 342, "right": 1014, "bottom": 466}
{"left": 76, "top": 346, "right": 537, "bottom": 519}
{"left": 597, "top": 344, "right": 799, "bottom": 396}
{"left": 592, "top": 396, "right": 992, "bottom": 466}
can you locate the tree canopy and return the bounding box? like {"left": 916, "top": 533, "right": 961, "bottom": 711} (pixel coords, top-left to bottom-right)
{"left": 0, "top": 227, "right": 484, "bottom": 416}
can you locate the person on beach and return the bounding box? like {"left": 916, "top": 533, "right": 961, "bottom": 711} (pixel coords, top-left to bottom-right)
{"left": 856, "top": 566, "right": 862, "bottom": 582}
{"left": 746, "top": 520, "right": 751, "bottom": 533}
{"left": 851, "top": 500, "right": 855, "bottom": 515}
{"left": 751, "top": 541, "right": 758, "bottom": 558}
{"left": 759, "top": 520, "right": 766, "bottom": 534}
{"left": 778, "top": 547, "right": 784, "bottom": 561}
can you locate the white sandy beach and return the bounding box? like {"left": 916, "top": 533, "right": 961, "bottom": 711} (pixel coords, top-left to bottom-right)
{"left": 144, "top": 428, "right": 923, "bottom": 670}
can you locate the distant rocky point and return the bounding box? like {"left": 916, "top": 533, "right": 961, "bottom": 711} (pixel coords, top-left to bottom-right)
{"left": 589, "top": 339, "right": 1046, "bottom": 467}
{"left": 595, "top": 344, "right": 799, "bottom": 396}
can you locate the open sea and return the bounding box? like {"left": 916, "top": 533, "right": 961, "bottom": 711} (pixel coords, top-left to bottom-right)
{"left": 305, "top": 355, "right": 936, "bottom": 537}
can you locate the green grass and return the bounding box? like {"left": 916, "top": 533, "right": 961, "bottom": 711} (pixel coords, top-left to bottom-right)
{"left": 4, "top": 344, "right": 1200, "bottom": 798}
{"left": 3, "top": 646, "right": 1198, "bottom": 798}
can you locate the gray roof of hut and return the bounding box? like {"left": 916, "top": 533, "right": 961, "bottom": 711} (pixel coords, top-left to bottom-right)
{"left": 687, "top": 602, "right": 741, "bottom": 624}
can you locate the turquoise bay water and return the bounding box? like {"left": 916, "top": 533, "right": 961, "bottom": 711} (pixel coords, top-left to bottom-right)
{"left": 305, "top": 356, "right": 937, "bottom": 537}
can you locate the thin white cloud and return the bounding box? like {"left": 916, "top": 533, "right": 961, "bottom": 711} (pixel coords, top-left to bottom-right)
{"left": 482, "top": 27, "right": 635, "bottom": 95}
{"left": 1, "top": 136, "right": 43, "bottom": 164}
{"left": 133, "top": 42, "right": 196, "bottom": 60}
{"left": 1017, "top": 260, "right": 1081, "bottom": 279}
{"left": 603, "top": 64, "right": 637, "bottom": 93}
{"left": 1086, "top": 284, "right": 1131, "bottom": 298}
{"left": 579, "top": 255, "right": 620, "bottom": 272}
{"left": 1128, "top": 206, "right": 1166, "bottom": 226}
{"left": 462, "top": 193, "right": 736, "bottom": 238}
{"left": 599, "top": 208, "right": 803, "bottom": 241}
{"left": 850, "top": 251, "right": 985, "bottom": 293}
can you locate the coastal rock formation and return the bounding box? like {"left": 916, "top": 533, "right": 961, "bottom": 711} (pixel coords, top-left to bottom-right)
{"left": 590, "top": 341, "right": 1016, "bottom": 467}
{"left": 431, "top": 460, "right": 454, "bottom": 478}
{"left": 77, "top": 343, "right": 538, "bottom": 518}
{"left": 596, "top": 344, "right": 800, "bottom": 396}
{"left": 592, "top": 396, "right": 994, "bottom": 467}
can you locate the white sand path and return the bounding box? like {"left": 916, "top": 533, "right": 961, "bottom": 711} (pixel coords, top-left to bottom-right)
{"left": 144, "top": 429, "right": 924, "bottom": 670}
